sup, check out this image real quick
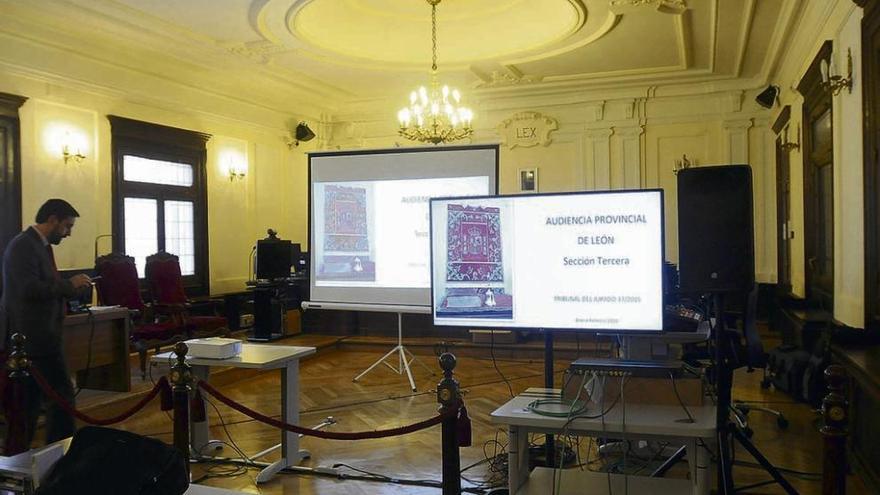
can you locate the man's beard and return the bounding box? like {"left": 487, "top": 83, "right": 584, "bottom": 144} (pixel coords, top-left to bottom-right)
{"left": 48, "top": 231, "right": 63, "bottom": 245}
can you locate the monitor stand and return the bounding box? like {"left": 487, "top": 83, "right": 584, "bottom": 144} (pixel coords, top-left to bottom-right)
{"left": 352, "top": 312, "right": 434, "bottom": 392}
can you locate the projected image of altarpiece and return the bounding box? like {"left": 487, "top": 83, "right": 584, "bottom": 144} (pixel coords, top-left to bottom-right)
{"left": 437, "top": 204, "right": 512, "bottom": 318}
{"left": 318, "top": 185, "right": 376, "bottom": 281}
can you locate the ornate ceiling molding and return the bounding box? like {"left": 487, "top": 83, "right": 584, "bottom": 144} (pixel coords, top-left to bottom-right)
{"left": 474, "top": 66, "right": 543, "bottom": 89}
{"left": 609, "top": 0, "right": 687, "bottom": 14}
{"left": 0, "top": 0, "right": 796, "bottom": 111}
{"left": 282, "top": 0, "right": 589, "bottom": 68}
{"left": 501, "top": 11, "right": 620, "bottom": 66}
{"left": 224, "top": 40, "right": 292, "bottom": 65}
{"left": 497, "top": 111, "right": 559, "bottom": 148}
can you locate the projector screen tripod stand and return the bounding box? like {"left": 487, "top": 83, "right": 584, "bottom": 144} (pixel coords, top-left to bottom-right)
{"left": 353, "top": 312, "right": 434, "bottom": 392}
{"left": 711, "top": 293, "right": 798, "bottom": 495}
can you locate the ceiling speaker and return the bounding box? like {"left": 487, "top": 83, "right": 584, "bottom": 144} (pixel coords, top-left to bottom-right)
{"left": 755, "top": 85, "right": 779, "bottom": 109}
{"left": 294, "top": 122, "right": 315, "bottom": 146}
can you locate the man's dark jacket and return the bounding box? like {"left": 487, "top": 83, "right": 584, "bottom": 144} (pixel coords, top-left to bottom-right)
{"left": 0, "top": 227, "right": 76, "bottom": 356}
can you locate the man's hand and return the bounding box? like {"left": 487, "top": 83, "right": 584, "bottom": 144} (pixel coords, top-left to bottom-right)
{"left": 69, "top": 274, "right": 92, "bottom": 289}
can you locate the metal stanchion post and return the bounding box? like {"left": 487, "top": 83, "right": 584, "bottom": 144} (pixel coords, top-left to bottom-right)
{"left": 821, "top": 364, "right": 848, "bottom": 495}
{"left": 437, "top": 352, "right": 461, "bottom": 495}
{"left": 4, "top": 333, "right": 30, "bottom": 455}
{"left": 170, "top": 342, "right": 193, "bottom": 476}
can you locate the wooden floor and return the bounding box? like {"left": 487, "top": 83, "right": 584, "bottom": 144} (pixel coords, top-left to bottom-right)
{"left": 62, "top": 333, "right": 870, "bottom": 494}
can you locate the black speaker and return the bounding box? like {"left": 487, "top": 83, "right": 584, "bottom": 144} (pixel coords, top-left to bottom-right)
{"left": 755, "top": 85, "right": 779, "bottom": 109}
{"left": 677, "top": 165, "right": 754, "bottom": 293}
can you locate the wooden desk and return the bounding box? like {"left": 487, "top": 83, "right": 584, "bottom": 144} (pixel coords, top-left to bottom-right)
{"left": 492, "top": 388, "right": 715, "bottom": 495}
{"left": 832, "top": 344, "right": 880, "bottom": 493}
{"left": 62, "top": 307, "right": 131, "bottom": 392}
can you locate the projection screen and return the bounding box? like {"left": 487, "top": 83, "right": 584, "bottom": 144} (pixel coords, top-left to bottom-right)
{"left": 306, "top": 145, "right": 498, "bottom": 310}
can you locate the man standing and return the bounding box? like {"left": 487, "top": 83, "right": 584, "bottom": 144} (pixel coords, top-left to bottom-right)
{"left": 0, "top": 199, "right": 91, "bottom": 445}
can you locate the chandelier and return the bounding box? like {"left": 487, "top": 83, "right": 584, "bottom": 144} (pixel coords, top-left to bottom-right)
{"left": 397, "top": 0, "right": 473, "bottom": 145}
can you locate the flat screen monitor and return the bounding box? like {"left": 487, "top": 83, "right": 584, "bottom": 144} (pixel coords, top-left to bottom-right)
{"left": 429, "top": 189, "right": 665, "bottom": 332}
{"left": 256, "top": 239, "right": 292, "bottom": 280}
{"left": 308, "top": 145, "right": 498, "bottom": 308}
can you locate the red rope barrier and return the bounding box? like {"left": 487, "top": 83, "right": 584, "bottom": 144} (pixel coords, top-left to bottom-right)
{"left": 197, "top": 379, "right": 455, "bottom": 440}
{"left": 30, "top": 369, "right": 171, "bottom": 426}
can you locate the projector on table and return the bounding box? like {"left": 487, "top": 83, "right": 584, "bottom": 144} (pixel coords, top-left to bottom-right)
{"left": 185, "top": 337, "right": 242, "bottom": 359}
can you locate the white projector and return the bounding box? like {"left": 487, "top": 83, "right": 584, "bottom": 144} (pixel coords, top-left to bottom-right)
{"left": 185, "top": 337, "right": 242, "bottom": 359}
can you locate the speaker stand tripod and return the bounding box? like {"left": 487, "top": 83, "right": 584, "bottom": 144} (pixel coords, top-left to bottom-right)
{"left": 712, "top": 293, "right": 798, "bottom": 495}
{"left": 353, "top": 312, "right": 433, "bottom": 392}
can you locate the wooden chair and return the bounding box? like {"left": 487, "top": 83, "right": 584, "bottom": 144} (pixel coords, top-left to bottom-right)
{"left": 144, "top": 251, "right": 229, "bottom": 338}
{"left": 94, "top": 253, "right": 188, "bottom": 379}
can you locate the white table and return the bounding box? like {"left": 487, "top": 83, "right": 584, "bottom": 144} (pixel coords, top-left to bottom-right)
{"left": 153, "top": 343, "right": 316, "bottom": 483}
{"left": 491, "top": 388, "right": 716, "bottom": 495}
{"left": 186, "top": 485, "right": 251, "bottom": 494}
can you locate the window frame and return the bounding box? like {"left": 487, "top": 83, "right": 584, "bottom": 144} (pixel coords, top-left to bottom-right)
{"left": 109, "top": 115, "right": 211, "bottom": 296}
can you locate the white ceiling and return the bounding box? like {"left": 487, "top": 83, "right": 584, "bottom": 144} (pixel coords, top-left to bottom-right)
{"left": 0, "top": 0, "right": 795, "bottom": 118}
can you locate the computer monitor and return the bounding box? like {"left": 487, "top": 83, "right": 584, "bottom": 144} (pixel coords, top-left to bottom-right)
{"left": 256, "top": 239, "right": 292, "bottom": 280}
{"left": 429, "top": 189, "right": 665, "bottom": 333}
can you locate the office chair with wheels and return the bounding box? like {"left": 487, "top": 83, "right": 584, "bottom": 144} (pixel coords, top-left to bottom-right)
{"left": 728, "top": 284, "right": 789, "bottom": 437}
{"left": 731, "top": 400, "right": 789, "bottom": 437}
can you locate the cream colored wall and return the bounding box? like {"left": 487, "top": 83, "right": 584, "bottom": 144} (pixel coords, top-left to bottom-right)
{"left": 332, "top": 90, "right": 776, "bottom": 282}
{"left": 1, "top": 71, "right": 310, "bottom": 295}
{"left": 833, "top": 10, "right": 865, "bottom": 328}
{"left": 771, "top": 0, "right": 864, "bottom": 328}
{"left": 17, "top": 100, "right": 103, "bottom": 271}
{"left": 783, "top": 92, "right": 807, "bottom": 298}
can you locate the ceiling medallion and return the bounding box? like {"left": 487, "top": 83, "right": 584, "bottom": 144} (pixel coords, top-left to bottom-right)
{"left": 397, "top": 0, "right": 473, "bottom": 145}
{"left": 609, "top": 0, "right": 686, "bottom": 13}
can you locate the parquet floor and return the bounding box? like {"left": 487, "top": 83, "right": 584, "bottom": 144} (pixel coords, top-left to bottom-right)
{"left": 85, "top": 335, "right": 871, "bottom": 495}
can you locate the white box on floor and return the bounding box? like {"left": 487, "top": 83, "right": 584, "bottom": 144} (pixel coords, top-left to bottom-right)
{"left": 185, "top": 337, "right": 242, "bottom": 359}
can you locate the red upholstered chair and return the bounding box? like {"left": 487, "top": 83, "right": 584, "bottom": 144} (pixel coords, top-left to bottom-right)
{"left": 94, "top": 253, "right": 188, "bottom": 379}
{"left": 144, "top": 252, "right": 228, "bottom": 338}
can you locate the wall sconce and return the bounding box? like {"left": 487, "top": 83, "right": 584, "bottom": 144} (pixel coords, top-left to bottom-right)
{"left": 673, "top": 154, "right": 693, "bottom": 175}
{"left": 61, "top": 133, "right": 86, "bottom": 164}
{"left": 781, "top": 123, "right": 800, "bottom": 152}
{"left": 821, "top": 48, "right": 853, "bottom": 96}
{"left": 227, "top": 161, "right": 246, "bottom": 182}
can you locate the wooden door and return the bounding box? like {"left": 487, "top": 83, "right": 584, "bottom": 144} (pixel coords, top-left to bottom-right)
{"left": 798, "top": 42, "right": 834, "bottom": 310}
{"left": 0, "top": 93, "right": 27, "bottom": 262}
{"left": 863, "top": 0, "right": 880, "bottom": 331}
{"left": 774, "top": 107, "right": 793, "bottom": 295}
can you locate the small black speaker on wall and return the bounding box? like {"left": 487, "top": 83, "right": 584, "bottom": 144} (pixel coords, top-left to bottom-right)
{"left": 677, "top": 165, "right": 755, "bottom": 293}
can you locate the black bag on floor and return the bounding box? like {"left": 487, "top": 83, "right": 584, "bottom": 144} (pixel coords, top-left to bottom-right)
{"left": 767, "top": 345, "right": 810, "bottom": 398}
{"left": 36, "top": 426, "right": 188, "bottom": 495}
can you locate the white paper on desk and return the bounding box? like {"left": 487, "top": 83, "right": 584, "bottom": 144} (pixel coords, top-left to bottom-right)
{"left": 32, "top": 443, "right": 64, "bottom": 488}
{"left": 87, "top": 305, "right": 121, "bottom": 312}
